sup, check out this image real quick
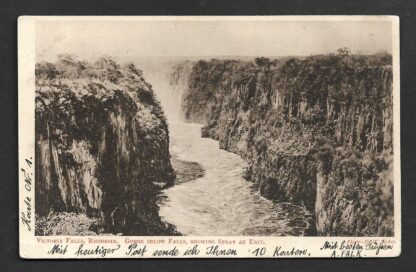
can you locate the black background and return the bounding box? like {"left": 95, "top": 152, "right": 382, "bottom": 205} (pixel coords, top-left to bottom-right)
{"left": 1, "top": 0, "right": 415, "bottom": 271}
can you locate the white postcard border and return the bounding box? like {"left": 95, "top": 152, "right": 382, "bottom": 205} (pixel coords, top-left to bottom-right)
{"left": 18, "top": 16, "right": 401, "bottom": 259}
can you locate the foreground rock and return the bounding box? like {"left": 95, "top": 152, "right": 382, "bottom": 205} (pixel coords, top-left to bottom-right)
{"left": 35, "top": 55, "right": 177, "bottom": 235}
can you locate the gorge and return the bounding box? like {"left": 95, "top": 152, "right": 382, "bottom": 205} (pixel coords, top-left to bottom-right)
{"left": 34, "top": 51, "right": 394, "bottom": 237}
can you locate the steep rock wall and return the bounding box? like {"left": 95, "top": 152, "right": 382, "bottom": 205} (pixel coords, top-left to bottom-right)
{"left": 176, "top": 53, "right": 394, "bottom": 236}
{"left": 35, "top": 56, "right": 176, "bottom": 235}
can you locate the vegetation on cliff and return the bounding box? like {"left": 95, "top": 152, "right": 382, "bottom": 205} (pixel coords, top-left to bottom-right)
{"left": 177, "top": 49, "right": 394, "bottom": 236}
{"left": 35, "top": 55, "right": 177, "bottom": 235}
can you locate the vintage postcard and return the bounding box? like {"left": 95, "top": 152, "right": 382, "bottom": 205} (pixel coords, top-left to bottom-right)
{"left": 19, "top": 16, "right": 400, "bottom": 258}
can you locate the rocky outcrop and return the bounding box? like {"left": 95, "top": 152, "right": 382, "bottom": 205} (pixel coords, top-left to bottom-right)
{"left": 35, "top": 55, "right": 176, "bottom": 235}
{"left": 176, "top": 52, "right": 394, "bottom": 236}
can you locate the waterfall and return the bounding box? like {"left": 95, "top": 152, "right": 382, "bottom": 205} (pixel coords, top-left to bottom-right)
{"left": 136, "top": 59, "right": 189, "bottom": 124}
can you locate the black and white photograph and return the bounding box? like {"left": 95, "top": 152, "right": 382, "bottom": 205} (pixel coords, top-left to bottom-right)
{"left": 18, "top": 16, "right": 400, "bottom": 258}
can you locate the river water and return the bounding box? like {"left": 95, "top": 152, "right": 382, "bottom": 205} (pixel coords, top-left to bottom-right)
{"left": 140, "top": 60, "right": 312, "bottom": 236}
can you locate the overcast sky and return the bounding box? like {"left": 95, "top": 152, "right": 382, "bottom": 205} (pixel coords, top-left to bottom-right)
{"left": 35, "top": 18, "right": 393, "bottom": 61}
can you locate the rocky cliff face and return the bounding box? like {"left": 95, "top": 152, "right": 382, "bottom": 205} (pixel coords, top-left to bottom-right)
{"left": 176, "top": 52, "right": 394, "bottom": 236}
{"left": 35, "top": 56, "right": 176, "bottom": 235}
